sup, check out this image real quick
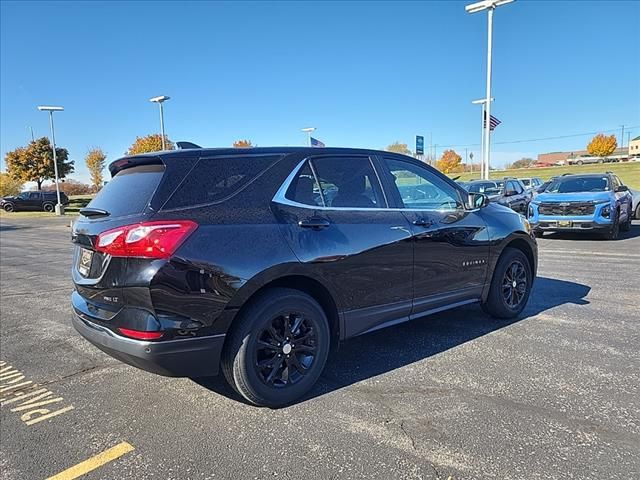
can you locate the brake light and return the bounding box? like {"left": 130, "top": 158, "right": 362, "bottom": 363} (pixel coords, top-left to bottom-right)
{"left": 118, "top": 328, "right": 163, "bottom": 340}
{"left": 95, "top": 220, "right": 197, "bottom": 258}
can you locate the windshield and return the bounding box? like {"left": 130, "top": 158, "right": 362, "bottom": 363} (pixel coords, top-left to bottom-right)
{"left": 547, "top": 177, "right": 609, "bottom": 193}
{"left": 467, "top": 182, "right": 503, "bottom": 195}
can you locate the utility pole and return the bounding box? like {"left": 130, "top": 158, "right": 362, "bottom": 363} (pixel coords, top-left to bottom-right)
{"left": 620, "top": 125, "right": 625, "bottom": 148}
{"left": 28, "top": 126, "right": 35, "bottom": 142}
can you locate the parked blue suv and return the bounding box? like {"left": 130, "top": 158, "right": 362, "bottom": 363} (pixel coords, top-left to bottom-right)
{"left": 528, "top": 173, "right": 633, "bottom": 240}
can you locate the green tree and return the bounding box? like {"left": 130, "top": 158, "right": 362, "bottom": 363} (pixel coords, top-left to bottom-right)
{"left": 386, "top": 142, "right": 412, "bottom": 156}
{"left": 127, "top": 134, "right": 175, "bottom": 155}
{"left": 5, "top": 137, "right": 74, "bottom": 190}
{"left": 587, "top": 134, "right": 617, "bottom": 157}
{"left": 0, "top": 172, "right": 23, "bottom": 197}
{"left": 511, "top": 157, "right": 536, "bottom": 169}
{"left": 85, "top": 148, "right": 107, "bottom": 191}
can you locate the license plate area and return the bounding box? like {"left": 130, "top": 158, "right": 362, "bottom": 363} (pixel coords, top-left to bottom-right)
{"left": 78, "top": 248, "right": 94, "bottom": 277}
{"left": 557, "top": 220, "right": 572, "bottom": 228}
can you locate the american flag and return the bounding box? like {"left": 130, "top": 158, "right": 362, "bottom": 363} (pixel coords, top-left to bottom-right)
{"left": 484, "top": 112, "right": 502, "bottom": 131}
{"left": 310, "top": 137, "right": 325, "bottom": 148}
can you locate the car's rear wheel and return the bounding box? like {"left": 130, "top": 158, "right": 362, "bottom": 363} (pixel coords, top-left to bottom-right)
{"left": 635, "top": 203, "right": 640, "bottom": 220}
{"left": 603, "top": 210, "right": 620, "bottom": 240}
{"left": 43, "top": 202, "right": 55, "bottom": 212}
{"left": 221, "top": 287, "right": 330, "bottom": 407}
{"left": 3, "top": 203, "right": 14, "bottom": 212}
{"left": 481, "top": 248, "right": 532, "bottom": 319}
{"left": 576, "top": 160, "right": 583, "bottom": 165}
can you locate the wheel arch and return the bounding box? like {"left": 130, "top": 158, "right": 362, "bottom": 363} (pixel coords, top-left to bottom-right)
{"left": 483, "top": 233, "right": 537, "bottom": 302}
{"left": 226, "top": 273, "right": 341, "bottom": 347}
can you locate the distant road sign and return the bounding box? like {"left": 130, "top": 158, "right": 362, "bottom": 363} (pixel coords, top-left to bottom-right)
{"left": 416, "top": 135, "right": 424, "bottom": 155}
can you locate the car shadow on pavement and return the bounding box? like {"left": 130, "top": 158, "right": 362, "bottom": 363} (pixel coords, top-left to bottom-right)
{"left": 192, "top": 276, "right": 590, "bottom": 407}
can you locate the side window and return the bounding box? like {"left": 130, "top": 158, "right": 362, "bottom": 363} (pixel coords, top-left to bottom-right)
{"left": 29, "top": 192, "right": 41, "bottom": 200}
{"left": 613, "top": 176, "right": 622, "bottom": 188}
{"left": 383, "top": 158, "right": 463, "bottom": 210}
{"left": 163, "top": 155, "right": 282, "bottom": 210}
{"left": 310, "top": 156, "right": 385, "bottom": 208}
{"left": 285, "top": 161, "right": 324, "bottom": 207}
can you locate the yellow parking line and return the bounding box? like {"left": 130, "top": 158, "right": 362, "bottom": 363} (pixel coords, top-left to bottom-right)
{"left": 46, "top": 442, "right": 134, "bottom": 480}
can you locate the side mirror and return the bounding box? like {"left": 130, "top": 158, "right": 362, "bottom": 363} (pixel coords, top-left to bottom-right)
{"left": 468, "top": 192, "right": 489, "bottom": 209}
{"left": 615, "top": 185, "right": 629, "bottom": 192}
{"left": 505, "top": 189, "right": 518, "bottom": 197}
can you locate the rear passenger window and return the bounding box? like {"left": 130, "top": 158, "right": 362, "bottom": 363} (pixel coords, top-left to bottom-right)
{"left": 163, "top": 155, "right": 282, "bottom": 209}
{"left": 286, "top": 156, "right": 385, "bottom": 208}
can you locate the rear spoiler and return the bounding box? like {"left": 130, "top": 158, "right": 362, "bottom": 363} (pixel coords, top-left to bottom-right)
{"left": 108, "top": 155, "right": 164, "bottom": 176}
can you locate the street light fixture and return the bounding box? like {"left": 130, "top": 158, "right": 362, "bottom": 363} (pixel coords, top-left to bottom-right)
{"left": 149, "top": 95, "right": 170, "bottom": 150}
{"left": 301, "top": 127, "right": 316, "bottom": 147}
{"left": 37, "top": 105, "right": 65, "bottom": 215}
{"left": 466, "top": 0, "right": 514, "bottom": 179}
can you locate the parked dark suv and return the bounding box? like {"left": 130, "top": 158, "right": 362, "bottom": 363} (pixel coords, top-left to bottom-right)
{"left": 1, "top": 190, "right": 69, "bottom": 212}
{"left": 71, "top": 147, "right": 537, "bottom": 407}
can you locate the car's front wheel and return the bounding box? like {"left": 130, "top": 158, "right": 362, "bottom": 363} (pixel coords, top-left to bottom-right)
{"left": 3, "top": 203, "right": 14, "bottom": 212}
{"left": 482, "top": 247, "right": 532, "bottom": 319}
{"left": 620, "top": 205, "right": 632, "bottom": 232}
{"left": 603, "top": 210, "right": 620, "bottom": 240}
{"left": 222, "top": 287, "right": 330, "bottom": 407}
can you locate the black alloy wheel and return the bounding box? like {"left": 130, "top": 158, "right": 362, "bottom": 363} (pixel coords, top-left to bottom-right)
{"left": 254, "top": 313, "right": 317, "bottom": 388}
{"left": 222, "top": 287, "right": 330, "bottom": 407}
{"left": 502, "top": 260, "right": 527, "bottom": 309}
{"left": 43, "top": 203, "right": 55, "bottom": 212}
{"left": 3, "top": 203, "right": 14, "bottom": 212}
{"left": 481, "top": 247, "right": 532, "bottom": 319}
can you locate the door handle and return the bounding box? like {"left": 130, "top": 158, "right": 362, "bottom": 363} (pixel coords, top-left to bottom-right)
{"left": 412, "top": 218, "right": 433, "bottom": 227}
{"left": 298, "top": 217, "right": 330, "bottom": 229}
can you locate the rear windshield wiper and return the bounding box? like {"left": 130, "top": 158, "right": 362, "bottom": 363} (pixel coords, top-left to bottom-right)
{"left": 79, "top": 207, "right": 110, "bottom": 218}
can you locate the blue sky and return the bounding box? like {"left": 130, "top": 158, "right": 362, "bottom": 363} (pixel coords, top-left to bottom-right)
{"left": 1, "top": 0, "right": 639, "bottom": 184}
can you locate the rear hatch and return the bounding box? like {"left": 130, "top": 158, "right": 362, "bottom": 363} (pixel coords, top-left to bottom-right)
{"left": 71, "top": 155, "right": 186, "bottom": 325}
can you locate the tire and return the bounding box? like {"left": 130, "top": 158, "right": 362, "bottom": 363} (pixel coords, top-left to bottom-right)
{"left": 635, "top": 203, "right": 640, "bottom": 220}
{"left": 3, "top": 203, "right": 14, "bottom": 212}
{"left": 221, "top": 287, "right": 331, "bottom": 407}
{"left": 43, "top": 202, "right": 55, "bottom": 212}
{"left": 620, "top": 204, "right": 632, "bottom": 232}
{"left": 576, "top": 160, "right": 583, "bottom": 166}
{"left": 481, "top": 247, "right": 532, "bottom": 319}
{"left": 597, "top": 158, "right": 604, "bottom": 164}
{"left": 603, "top": 210, "right": 620, "bottom": 240}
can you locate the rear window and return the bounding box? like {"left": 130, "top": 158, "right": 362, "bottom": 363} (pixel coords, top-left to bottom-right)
{"left": 86, "top": 164, "right": 164, "bottom": 217}
{"left": 162, "top": 155, "right": 282, "bottom": 210}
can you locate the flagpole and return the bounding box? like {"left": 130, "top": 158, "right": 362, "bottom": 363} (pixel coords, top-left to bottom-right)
{"left": 483, "top": 6, "right": 494, "bottom": 180}
{"left": 481, "top": 104, "right": 486, "bottom": 179}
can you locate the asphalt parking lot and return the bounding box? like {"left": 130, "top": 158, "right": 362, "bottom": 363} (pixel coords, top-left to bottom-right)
{"left": 1, "top": 216, "right": 639, "bottom": 480}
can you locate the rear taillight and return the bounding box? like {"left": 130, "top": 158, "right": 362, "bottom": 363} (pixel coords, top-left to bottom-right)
{"left": 118, "top": 328, "right": 163, "bottom": 340}
{"left": 95, "top": 220, "right": 197, "bottom": 258}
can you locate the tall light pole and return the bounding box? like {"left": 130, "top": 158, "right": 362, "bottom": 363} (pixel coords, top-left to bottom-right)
{"left": 37, "top": 105, "right": 64, "bottom": 215}
{"left": 466, "top": 0, "right": 514, "bottom": 179}
{"left": 149, "top": 95, "right": 170, "bottom": 150}
{"left": 472, "top": 97, "right": 493, "bottom": 179}
{"left": 301, "top": 127, "right": 316, "bottom": 146}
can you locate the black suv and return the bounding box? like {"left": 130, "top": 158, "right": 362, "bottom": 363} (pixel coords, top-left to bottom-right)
{"left": 1, "top": 190, "right": 69, "bottom": 212}
{"left": 465, "top": 178, "right": 531, "bottom": 214}
{"left": 71, "top": 147, "right": 537, "bottom": 407}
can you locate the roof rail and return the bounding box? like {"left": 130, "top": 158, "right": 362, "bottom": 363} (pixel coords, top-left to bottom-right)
{"left": 176, "top": 141, "right": 202, "bottom": 149}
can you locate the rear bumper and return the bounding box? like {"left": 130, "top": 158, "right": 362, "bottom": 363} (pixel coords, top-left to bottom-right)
{"left": 72, "top": 313, "right": 225, "bottom": 378}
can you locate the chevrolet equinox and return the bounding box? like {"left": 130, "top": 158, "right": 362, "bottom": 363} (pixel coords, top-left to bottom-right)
{"left": 71, "top": 147, "right": 537, "bottom": 407}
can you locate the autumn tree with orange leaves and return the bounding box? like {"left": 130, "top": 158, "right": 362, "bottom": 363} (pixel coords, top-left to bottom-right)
{"left": 587, "top": 134, "right": 617, "bottom": 157}
{"left": 127, "top": 134, "right": 175, "bottom": 155}
{"left": 436, "top": 149, "right": 463, "bottom": 174}
{"left": 233, "top": 139, "right": 253, "bottom": 148}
